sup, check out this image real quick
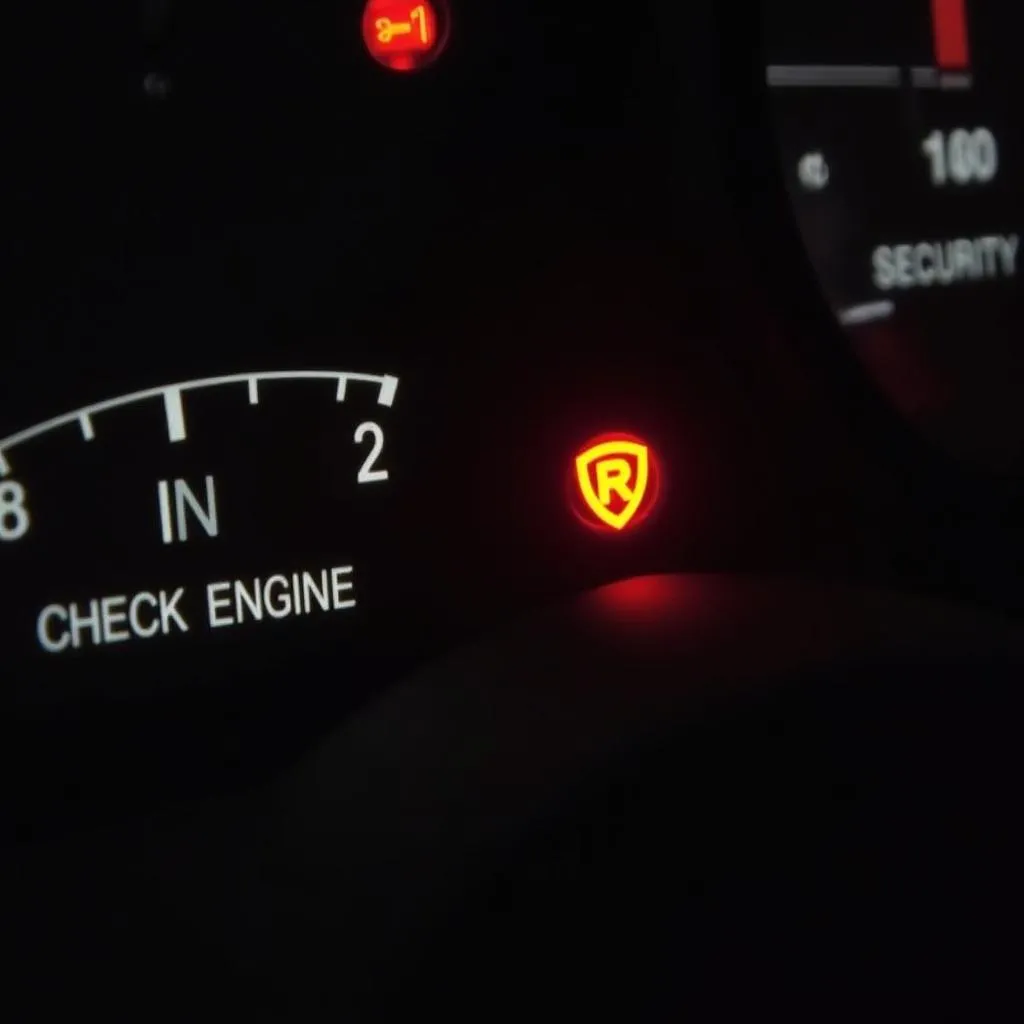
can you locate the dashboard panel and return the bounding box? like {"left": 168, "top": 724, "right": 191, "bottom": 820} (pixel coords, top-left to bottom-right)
{"left": 3, "top": 0, "right": 1023, "bottom": 835}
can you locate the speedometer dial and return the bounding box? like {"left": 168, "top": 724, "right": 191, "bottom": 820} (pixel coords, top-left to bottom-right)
{"left": 765, "top": 0, "right": 1024, "bottom": 472}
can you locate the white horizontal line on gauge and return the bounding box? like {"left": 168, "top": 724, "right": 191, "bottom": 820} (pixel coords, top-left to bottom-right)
{"left": 766, "top": 64, "right": 902, "bottom": 88}
{"left": 909, "top": 66, "right": 973, "bottom": 90}
{"left": 0, "top": 369, "right": 400, "bottom": 475}
{"left": 838, "top": 300, "right": 896, "bottom": 326}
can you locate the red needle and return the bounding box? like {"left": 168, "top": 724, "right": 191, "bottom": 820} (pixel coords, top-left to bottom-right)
{"left": 931, "top": 0, "right": 971, "bottom": 70}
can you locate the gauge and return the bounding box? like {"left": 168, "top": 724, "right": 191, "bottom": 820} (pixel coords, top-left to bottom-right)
{"left": 0, "top": 0, "right": 702, "bottom": 727}
{"left": 0, "top": 369, "right": 417, "bottom": 702}
{"left": 765, "top": 0, "right": 1024, "bottom": 473}
{"left": 1, "top": 0, "right": 839, "bottom": 832}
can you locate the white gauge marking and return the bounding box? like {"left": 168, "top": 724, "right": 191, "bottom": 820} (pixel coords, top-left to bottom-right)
{"left": 767, "top": 64, "right": 901, "bottom": 89}
{"left": 0, "top": 370, "right": 400, "bottom": 475}
{"left": 248, "top": 377, "right": 260, "bottom": 405}
{"left": 838, "top": 300, "right": 896, "bottom": 326}
{"left": 164, "top": 387, "right": 187, "bottom": 442}
{"left": 939, "top": 73, "right": 972, "bottom": 91}
{"left": 377, "top": 375, "right": 399, "bottom": 408}
{"left": 910, "top": 68, "right": 973, "bottom": 90}
{"left": 911, "top": 66, "right": 940, "bottom": 89}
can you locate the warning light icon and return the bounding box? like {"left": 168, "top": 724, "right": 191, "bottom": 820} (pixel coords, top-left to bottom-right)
{"left": 573, "top": 434, "right": 659, "bottom": 532}
{"left": 362, "top": 0, "right": 447, "bottom": 72}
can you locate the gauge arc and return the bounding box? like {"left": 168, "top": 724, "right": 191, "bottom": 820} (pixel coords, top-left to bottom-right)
{"left": 0, "top": 369, "right": 400, "bottom": 476}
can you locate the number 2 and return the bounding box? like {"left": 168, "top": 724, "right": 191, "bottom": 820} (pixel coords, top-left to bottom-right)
{"left": 355, "top": 422, "right": 389, "bottom": 484}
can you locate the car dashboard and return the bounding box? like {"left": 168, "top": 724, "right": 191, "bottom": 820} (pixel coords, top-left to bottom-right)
{"left": 3, "top": 1, "right": 1023, "bottom": 1017}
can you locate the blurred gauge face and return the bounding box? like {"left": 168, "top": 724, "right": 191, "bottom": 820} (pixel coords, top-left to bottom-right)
{"left": 765, "top": 0, "right": 1024, "bottom": 473}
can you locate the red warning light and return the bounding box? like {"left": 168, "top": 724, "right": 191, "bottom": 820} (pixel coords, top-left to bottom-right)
{"left": 362, "top": 0, "right": 447, "bottom": 72}
{"left": 571, "top": 433, "right": 660, "bottom": 532}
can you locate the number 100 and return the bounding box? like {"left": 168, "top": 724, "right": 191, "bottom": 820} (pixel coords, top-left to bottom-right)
{"left": 922, "top": 127, "right": 999, "bottom": 187}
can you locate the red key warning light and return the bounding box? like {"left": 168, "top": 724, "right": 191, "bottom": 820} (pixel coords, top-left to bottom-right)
{"left": 572, "top": 433, "right": 660, "bottom": 533}
{"left": 362, "top": 0, "right": 447, "bottom": 72}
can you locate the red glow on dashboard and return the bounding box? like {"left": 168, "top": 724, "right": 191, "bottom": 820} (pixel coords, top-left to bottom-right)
{"left": 594, "top": 575, "right": 683, "bottom": 618}
{"left": 572, "top": 433, "right": 660, "bottom": 532}
{"left": 362, "top": 0, "right": 446, "bottom": 72}
{"left": 931, "top": 0, "right": 970, "bottom": 69}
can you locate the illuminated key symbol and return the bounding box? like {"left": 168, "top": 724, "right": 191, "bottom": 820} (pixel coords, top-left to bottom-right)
{"left": 363, "top": 2, "right": 441, "bottom": 71}
{"left": 574, "top": 437, "right": 656, "bottom": 532}
{"left": 376, "top": 16, "right": 413, "bottom": 44}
